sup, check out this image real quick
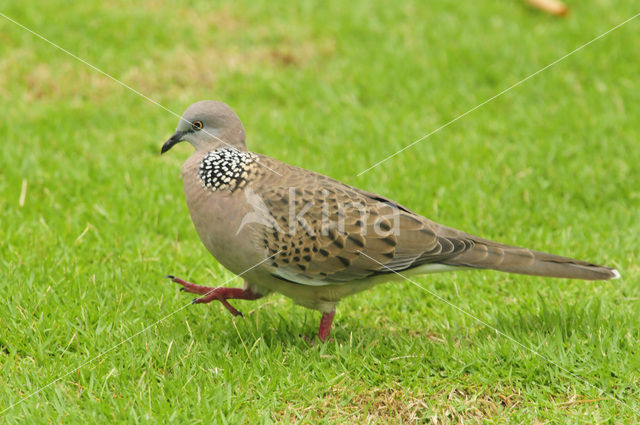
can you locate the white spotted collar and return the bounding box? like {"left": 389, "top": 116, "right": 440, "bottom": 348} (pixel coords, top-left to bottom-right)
{"left": 198, "top": 148, "right": 258, "bottom": 192}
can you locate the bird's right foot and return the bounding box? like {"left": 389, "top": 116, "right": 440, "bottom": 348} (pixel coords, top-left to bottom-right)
{"left": 165, "top": 275, "right": 216, "bottom": 295}
{"left": 164, "top": 275, "right": 263, "bottom": 317}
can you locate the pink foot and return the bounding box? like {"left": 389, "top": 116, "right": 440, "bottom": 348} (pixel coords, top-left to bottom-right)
{"left": 166, "top": 275, "right": 262, "bottom": 317}
{"left": 300, "top": 312, "right": 336, "bottom": 344}
{"left": 318, "top": 311, "right": 335, "bottom": 342}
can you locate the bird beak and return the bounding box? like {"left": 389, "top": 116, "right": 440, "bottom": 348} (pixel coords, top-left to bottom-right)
{"left": 161, "top": 131, "right": 186, "bottom": 154}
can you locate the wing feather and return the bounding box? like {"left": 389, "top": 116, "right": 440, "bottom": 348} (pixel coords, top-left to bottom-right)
{"left": 250, "top": 161, "right": 474, "bottom": 286}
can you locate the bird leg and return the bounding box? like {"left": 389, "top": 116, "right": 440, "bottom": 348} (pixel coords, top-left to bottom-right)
{"left": 318, "top": 310, "right": 336, "bottom": 342}
{"left": 166, "top": 275, "right": 262, "bottom": 317}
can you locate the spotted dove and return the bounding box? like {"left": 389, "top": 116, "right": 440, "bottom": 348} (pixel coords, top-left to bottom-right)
{"left": 161, "top": 100, "right": 619, "bottom": 341}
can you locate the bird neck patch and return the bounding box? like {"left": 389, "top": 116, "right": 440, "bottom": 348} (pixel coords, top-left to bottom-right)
{"left": 199, "top": 147, "right": 258, "bottom": 192}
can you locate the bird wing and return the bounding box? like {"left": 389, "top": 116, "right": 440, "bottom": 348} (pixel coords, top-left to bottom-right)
{"left": 252, "top": 160, "right": 474, "bottom": 286}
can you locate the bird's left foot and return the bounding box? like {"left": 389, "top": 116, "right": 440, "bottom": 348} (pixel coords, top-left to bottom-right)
{"left": 317, "top": 311, "right": 336, "bottom": 342}
{"left": 300, "top": 311, "right": 336, "bottom": 345}
{"left": 165, "top": 275, "right": 262, "bottom": 317}
{"left": 301, "top": 334, "right": 334, "bottom": 346}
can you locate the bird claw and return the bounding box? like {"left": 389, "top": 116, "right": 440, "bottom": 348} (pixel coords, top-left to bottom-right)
{"left": 165, "top": 276, "right": 260, "bottom": 317}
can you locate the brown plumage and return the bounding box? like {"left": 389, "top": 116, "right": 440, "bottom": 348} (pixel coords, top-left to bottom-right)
{"left": 161, "top": 100, "right": 619, "bottom": 341}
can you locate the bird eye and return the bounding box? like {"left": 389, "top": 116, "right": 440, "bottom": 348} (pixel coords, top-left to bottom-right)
{"left": 192, "top": 120, "right": 203, "bottom": 131}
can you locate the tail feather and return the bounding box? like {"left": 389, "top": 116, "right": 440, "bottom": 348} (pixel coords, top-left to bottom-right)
{"left": 445, "top": 237, "right": 619, "bottom": 281}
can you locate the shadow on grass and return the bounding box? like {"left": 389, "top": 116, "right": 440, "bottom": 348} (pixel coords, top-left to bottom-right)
{"left": 183, "top": 305, "right": 450, "bottom": 356}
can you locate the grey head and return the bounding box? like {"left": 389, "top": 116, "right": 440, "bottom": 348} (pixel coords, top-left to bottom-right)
{"left": 161, "top": 100, "right": 247, "bottom": 154}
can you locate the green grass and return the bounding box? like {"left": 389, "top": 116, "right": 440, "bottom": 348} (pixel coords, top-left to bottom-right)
{"left": 1, "top": 0, "right": 639, "bottom": 422}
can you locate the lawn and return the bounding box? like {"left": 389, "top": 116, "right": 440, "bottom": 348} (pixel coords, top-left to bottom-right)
{"left": 1, "top": 0, "right": 639, "bottom": 423}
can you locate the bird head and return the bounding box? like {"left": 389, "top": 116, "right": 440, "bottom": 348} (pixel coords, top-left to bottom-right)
{"left": 161, "top": 100, "right": 247, "bottom": 154}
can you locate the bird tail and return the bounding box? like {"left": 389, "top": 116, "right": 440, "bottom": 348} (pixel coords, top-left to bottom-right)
{"left": 443, "top": 235, "right": 619, "bottom": 281}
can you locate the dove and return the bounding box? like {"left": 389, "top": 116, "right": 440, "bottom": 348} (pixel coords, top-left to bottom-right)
{"left": 161, "top": 100, "right": 619, "bottom": 341}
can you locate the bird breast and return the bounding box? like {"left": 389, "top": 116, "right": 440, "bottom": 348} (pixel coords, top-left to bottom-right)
{"left": 180, "top": 151, "right": 267, "bottom": 274}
